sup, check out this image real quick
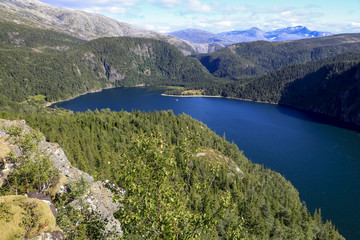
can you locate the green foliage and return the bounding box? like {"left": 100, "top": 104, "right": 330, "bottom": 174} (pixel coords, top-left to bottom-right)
{"left": 28, "top": 95, "right": 47, "bottom": 106}
{"left": 0, "top": 20, "right": 84, "bottom": 49}
{"left": 54, "top": 178, "right": 89, "bottom": 205}
{"left": 19, "top": 201, "right": 41, "bottom": 238}
{"left": 0, "top": 128, "right": 58, "bottom": 195}
{"left": 0, "top": 195, "right": 61, "bottom": 239}
{"left": 116, "top": 132, "right": 230, "bottom": 239}
{"left": 0, "top": 202, "right": 13, "bottom": 222}
{"left": 56, "top": 205, "right": 116, "bottom": 240}
{"left": 0, "top": 21, "right": 216, "bottom": 112}
{"left": 1, "top": 109, "right": 344, "bottom": 239}
{"left": 53, "top": 178, "right": 120, "bottom": 239}
{"left": 203, "top": 52, "right": 360, "bottom": 125}
{"left": 195, "top": 34, "right": 360, "bottom": 80}
{"left": 0, "top": 16, "right": 349, "bottom": 240}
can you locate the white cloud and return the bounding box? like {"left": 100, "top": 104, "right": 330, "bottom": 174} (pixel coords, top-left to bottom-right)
{"left": 41, "top": 0, "right": 139, "bottom": 11}
{"left": 218, "top": 5, "right": 252, "bottom": 14}
{"left": 150, "top": 0, "right": 182, "bottom": 8}
{"left": 185, "top": 0, "right": 211, "bottom": 13}
{"left": 350, "top": 22, "right": 360, "bottom": 28}
{"left": 40, "top": 0, "right": 360, "bottom": 34}
{"left": 216, "top": 21, "right": 233, "bottom": 27}
{"left": 84, "top": 6, "right": 127, "bottom": 14}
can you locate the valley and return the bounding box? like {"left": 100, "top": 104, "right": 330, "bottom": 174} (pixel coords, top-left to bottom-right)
{"left": 0, "top": 0, "right": 359, "bottom": 239}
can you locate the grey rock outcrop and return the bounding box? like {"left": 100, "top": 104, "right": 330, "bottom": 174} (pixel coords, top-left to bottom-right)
{"left": 0, "top": 119, "right": 122, "bottom": 238}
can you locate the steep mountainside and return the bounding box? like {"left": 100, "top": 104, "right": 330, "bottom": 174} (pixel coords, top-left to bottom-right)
{"left": 195, "top": 33, "right": 360, "bottom": 80}
{"left": 0, "top": 110, "right": 345, "bottom": 239}
{"left": 0, "top": 0, "right": 220, "bottom": 54}
{"left": 0, "top": 21, "right": 215, "bottom": 112}
{"left": 203, "top": 53, "right": 360, "bottom": 126}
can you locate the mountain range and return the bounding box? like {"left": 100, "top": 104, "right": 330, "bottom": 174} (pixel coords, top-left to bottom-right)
{"left": 0, "top": 0, "right": 358, "bottom": 239}
{"left": 0, "top": 0, "right": 223, "bottom": 54}
{"left": 168, "top": 26, "right": 333, "bottom": 45}
{"left": 0, "top": 0, "right": 333, "bottom": 54}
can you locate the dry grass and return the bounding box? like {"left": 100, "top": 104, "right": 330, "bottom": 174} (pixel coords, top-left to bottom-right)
{"left": 0, "top": 195, "right": 61, "bottom": 239}
{"left": 47, "top": 172, "right": 67, "bottom": 199}
{"left": 181, "top": 89, "right": 203, "bottom": 95}
{"left": 196, "top": 148, "right": 244, "bottom": 176}
{"left": 0, "top": 137, "right": 11, "bottom": 159}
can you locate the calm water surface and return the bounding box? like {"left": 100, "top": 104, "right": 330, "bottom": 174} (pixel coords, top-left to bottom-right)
{"left": 55, "top": 87, "right": 360, "bottom": 240}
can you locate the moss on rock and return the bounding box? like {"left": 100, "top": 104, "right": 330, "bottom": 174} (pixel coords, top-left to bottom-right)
{"left": 0, "top": 195, "right": 62, "bottom": 239}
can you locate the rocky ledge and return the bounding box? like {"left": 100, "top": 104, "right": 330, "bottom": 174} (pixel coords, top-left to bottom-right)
{"left": 0, "top": 119, "right": 122, "bottom": 239}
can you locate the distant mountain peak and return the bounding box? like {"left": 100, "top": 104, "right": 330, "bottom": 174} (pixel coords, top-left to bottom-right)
{"left": 167, "top": 28, "right": 231, "bottom": 46}
{"left": 172, "top": 26, "right": 334, "bottom": 45}
{"left": 250, "top": 27, "right": 261, "bottom": 31}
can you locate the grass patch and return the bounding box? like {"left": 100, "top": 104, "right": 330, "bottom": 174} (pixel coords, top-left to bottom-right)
{"left": 181, "top": 89, "right": 203, "bottom": 95}
{"left": 47, "top": 173, "right": 67, "bottom": 199}
{"left": 196, "top": 148, "right": 244, "bottom": 176}
{"left": 0, "top": 195, "right": 61, "bottom": 239}
{"left": 0, "top": 136, "right": 11, "bottom": 159}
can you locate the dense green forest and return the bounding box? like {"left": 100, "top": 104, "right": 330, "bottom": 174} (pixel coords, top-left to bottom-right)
{"left": 0, "top": 21, "right": 216, "bottom": 112}
{"left": 194, "top": 34, "right": 360, "bottom": 80}
{"left": 0, "top": 110, "right": 344, "bottom": 239}
{"left": 202, "top": 53, "right": 360, "bottom": 126}
{"left": 0, "top": 19, "right": 354, "bottom": 238}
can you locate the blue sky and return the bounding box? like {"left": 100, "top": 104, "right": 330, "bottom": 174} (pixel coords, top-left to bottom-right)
{"left": 40, "top": 0, "right": 360, "bottom": 33}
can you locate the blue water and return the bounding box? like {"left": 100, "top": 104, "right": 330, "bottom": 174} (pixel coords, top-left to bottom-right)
{"left": 55, "top": 87, "right": 360, "bottom": 239}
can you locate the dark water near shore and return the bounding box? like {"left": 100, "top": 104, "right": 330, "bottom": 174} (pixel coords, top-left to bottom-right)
{"left": 54, "top": 87, "right": 360, "bottom": 240}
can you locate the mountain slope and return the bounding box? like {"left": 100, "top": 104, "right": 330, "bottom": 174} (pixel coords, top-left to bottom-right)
{"left": 0, "top": 21, "right": 215, "bottom": 111}
{"left": 265, "top": 26, "right": 332, "bottom": 41}
{"left": 0, "top": 0, "right": 220, "bottom": 54}
{"left": 203, "top": 53, "right": 360, "bottom": 126}
{"left": 170, "top": 26, "right": 333, "bottom": 45}
{"left": 218, "top": 27, "right": 268, "bottom": 43}
{"left": 0, "top": 110, "right": 345, "bottom": 239}
{"left": 195, "top": 33, "right": 360, "bottom": 80}
{"left": 168, "top": 28, "right": 232, "bottom": 46}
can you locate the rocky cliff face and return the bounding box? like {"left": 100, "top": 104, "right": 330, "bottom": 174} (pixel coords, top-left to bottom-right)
{"left": 0, "top": 0, "right": 220, "bottom": 54}
{"left": 0, "top": 119, "right": 122, "bottom": 239}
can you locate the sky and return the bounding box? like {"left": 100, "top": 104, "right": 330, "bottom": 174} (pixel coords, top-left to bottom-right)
{"left": 39, "top": 0, "right": 360, "bottom": 34}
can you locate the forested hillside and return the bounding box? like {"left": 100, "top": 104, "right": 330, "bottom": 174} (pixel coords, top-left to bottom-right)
{"left": 0, "top": 21, "right": 215, "bottom": 112}
{"left": 0, "top": 8, "right": 351, "bottom": 240}
{"left": 0, "top": 110, "right": 344, "bottom": 239}
{"left": 195, "top": 34, "right": 360, "bottom": 80}
{"left": 202, "top": 53, "right": 360, "bottom": 126}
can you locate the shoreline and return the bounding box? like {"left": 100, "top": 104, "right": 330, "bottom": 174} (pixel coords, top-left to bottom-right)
{"left": 46, "top": 86, "right": 276, "bottom": 108}
{"left": 45, "top": 86, "right": 115, "bottom": 107}
{"left": 45, "top": 84, "right": 148, "bottom": 107}
{"left": 161, "top": 93, "right": 277, "bottom": 105}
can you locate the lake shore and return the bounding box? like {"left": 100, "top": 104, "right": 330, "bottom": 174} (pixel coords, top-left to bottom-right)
{"left": 161, "top": 93, "right": 277, "bottom": 105}
{"left": 46, "top": 84, "right": 149, "bottom": 107}
{"left": 47, "top": 86, "right": 277, "bottom": 108}
{"left": 45, "top": 86, "right": 114, "bottom": 107}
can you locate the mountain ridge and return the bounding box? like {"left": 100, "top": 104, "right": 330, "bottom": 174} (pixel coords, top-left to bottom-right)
{"left": 169, "top": 25, "right": 333, "bottom": 44}
{"left": 0, "top": 0, "right": 222, "bottom": 54}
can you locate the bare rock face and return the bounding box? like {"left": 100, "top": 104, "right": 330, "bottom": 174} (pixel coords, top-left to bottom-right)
{"left": 70, "top": 181, "right": 123, "bottom": 235}
{"left": 188, "top": 42, "right": 225, "bottom": 54}
{"left": 30, "top": 230, "right": 64, "bottom": 240}
{"left": 0, "top": 0, "right": 222, "bottom": 54}
{"left": 0, "top": 119, "right": 122, "bottom": 238}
